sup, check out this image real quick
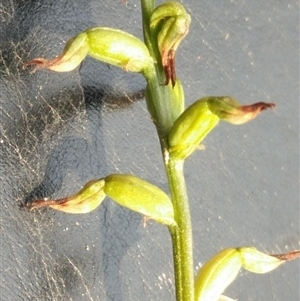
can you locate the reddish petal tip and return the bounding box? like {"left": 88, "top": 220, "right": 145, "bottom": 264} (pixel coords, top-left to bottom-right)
{"left": 272, "top": 250, "right": 300, "bottom": 261}
{"left": 23, "top": 58, "right": 50, "bottom": 72}
{"left": 241, "top": 102, "right": 276, "bottom": 113}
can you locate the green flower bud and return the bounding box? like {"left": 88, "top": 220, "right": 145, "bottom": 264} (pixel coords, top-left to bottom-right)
{"left": 150, "top": 2, "right": 191, "bottom": 87}
{"left": 24, "top": 27, "right": 153, "bottom": 74}
{"left": 168, "top": 97, "right": 220, "bottom": 159}
{"left": 104, "top": 174, "right": 175, "bottom": 226}
{"left": 195, "top": 247, "right": 300, "bottom": 301}
{"left": 168, "top": 96, "right": 275, "bottom": 159}
{"left": 207, "top": 97, "right": 275, "bottom": 124}
{"left": 28, "top": 179, "right": 106, "bottom": 214}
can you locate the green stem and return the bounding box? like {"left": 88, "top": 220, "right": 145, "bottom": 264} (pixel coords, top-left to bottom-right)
{"left": 167, "top": 158, "right": 194, "bottom": 301}
{"left": 140, "top": 1, "right": 194, "bottom": 300}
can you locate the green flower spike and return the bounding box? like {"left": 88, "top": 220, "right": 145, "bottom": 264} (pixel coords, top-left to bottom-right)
{"left": 150, "top": 2, "right": 191, "bottom": 87}
{"left": 104, "top": 174, "right": 175, "bottom": 226}
{"left": 168, "top": 96, "right": 275, "bottom": 160}
{"left": 195, "top": 247, "right": 300, "bottom": 301}
{"left": 24, "top": 27, "right": 153, "bottom": 74}
{"left": 27, "top": 179, "right": 106, "bottom": 214}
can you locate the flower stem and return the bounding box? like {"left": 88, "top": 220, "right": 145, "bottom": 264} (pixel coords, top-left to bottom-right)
{"left": 140, "top": 1, "right": 194, "bottom": 300}
{"left": 166, "top": 158, "right": 194, "bottom": 301}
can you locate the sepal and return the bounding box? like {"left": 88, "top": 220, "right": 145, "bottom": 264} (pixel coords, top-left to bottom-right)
{"left": 168, "top": 78, "right": 185, "bottom": 122}
{"left": 24, "top": 32, "right": 89, "bottom": 72}
{"left": 195, "top": 248, "right": 241, "bottom": 301}
{"left": 168, "top": 97, "right": 220, "bottom": 159}
{"left": 27, "top": 179, "right": 106, "bottom": 214}
{"left": 207, "top": 97, "right": 275, "bottom": 124}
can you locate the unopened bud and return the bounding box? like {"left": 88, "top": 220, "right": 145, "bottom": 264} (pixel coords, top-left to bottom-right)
{"left": 104, "top": 174, "right": 175, "bottom": 226}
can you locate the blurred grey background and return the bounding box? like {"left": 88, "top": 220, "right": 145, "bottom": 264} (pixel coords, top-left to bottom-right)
{"left": 1, "top": 0, "right": 299, "bottom": 300}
